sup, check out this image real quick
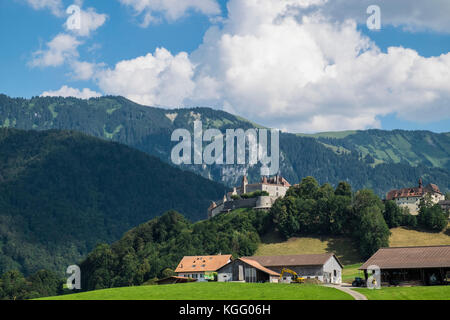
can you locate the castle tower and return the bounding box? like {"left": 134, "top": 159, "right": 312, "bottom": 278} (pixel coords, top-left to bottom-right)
{"left": 241, "top": 175, "right": 248, "bottom": 194}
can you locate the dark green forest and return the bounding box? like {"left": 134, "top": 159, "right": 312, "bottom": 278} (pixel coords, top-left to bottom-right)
{"left": 0, "top": 129, "right": 225, "bottom": 276}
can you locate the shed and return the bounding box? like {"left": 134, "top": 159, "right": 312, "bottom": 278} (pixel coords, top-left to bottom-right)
{"left": 217, "top": 258, "right": 280, "bottom": 283}
{"left": 246, "top": 253, "right": 343, "bottom": 284}
{"left": 360, "top": 245, "right": 450, "bottom": 286}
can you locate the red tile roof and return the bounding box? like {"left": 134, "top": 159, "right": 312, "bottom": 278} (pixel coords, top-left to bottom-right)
{"left": 386, "top": 183, "right": 442, "bottom": 200}
{"left": 175, "top": 255, "right": 232, "bottom": 273}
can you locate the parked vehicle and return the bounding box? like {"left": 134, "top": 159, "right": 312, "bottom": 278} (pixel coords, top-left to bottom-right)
{"left": 352, "top": 277, "right": 366, "bottom": 287}
{"left": 279, "top": 268, "right": 305, "bottom": 284}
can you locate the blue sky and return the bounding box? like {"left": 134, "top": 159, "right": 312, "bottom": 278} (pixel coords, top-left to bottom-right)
{"left": 0, "top": 0, "right": 449, "bottom": 133}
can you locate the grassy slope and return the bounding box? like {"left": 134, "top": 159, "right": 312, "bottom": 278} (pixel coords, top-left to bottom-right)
{"left": 354, "top": 286, "right": 450, "bottom": 300}
{"left": 389, "top": 227, "right": 450, "bottom": 247}
{"left": 257, "top": 233, "right": 362, "bottom": 265}
{"left": 39, "top": 282, "right": 353, "bottom": 300}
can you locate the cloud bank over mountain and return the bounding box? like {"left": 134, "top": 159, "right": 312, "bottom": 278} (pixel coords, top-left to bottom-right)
{"left": 32, "top": 0, "right": 450, "bottom": 132}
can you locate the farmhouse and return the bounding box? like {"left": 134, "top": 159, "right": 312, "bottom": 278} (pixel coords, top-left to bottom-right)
{"left": 208, "top": 175, "right": 291, "bottom": 218}
{"left": 386, "top": 179, "right": 445, "bottom": 215}
{"left": 217, "top": 253, "right": 343, "bottom": 284}
{"left": 175, "top": 254, "right": 232, "bottom": 281}
{"left": 360, "top": 245, "right": 450, "bottom": 286}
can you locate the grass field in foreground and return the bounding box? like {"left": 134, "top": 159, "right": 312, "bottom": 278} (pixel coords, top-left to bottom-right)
{"left": 39, "top": 282, "right": 353, "bottom": 301}
{"left": 354, "top": 286, "right": 450, "bottom": 300}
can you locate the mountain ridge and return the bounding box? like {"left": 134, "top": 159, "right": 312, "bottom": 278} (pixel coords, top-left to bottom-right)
{"left": 0, "top": 94, "right": 448, "bottom": 196}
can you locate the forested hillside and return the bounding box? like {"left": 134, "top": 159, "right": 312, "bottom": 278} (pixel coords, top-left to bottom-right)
{"left": 0, "top": 94, "right": 448, "bottom": 196}
{"left": 0, "top": 129, "right": 225, "bottom": 276}
{"left": 299, "top": 130, "right": 450, "bottom": 169}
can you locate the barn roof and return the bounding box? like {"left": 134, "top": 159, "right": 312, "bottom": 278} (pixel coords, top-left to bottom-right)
{"left": 360, "top": 246, "right": 450, "bottom": 270}
{"left": 175, "top": 254, "right": 232, "bottom": 273}
{"left": 246, "top": 253, "right": 343, "bottom": 269}
{"left": 239, "top": 258, "right": 280, "bottom": 276}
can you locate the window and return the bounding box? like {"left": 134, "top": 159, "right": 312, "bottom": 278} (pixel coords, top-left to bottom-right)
{"left": 245, "top": 267, "right": 257, "bottom": 283}
{"left": 334, "top": 270, "right": 337, "bottom": 277}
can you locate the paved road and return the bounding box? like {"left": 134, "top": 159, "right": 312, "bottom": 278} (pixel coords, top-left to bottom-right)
{"left": 325, "top": 284, "right": 368, "bottom": 300}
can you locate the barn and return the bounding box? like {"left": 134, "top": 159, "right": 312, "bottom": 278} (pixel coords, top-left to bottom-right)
{"left": 247, "top": 253, "right": 343, "bottom": 284}
{"left": 217, "top": 253, "right": 343, "bottom": 284}
{"left": 217, "top": 258, "right": 280, "bottom": 283}
{"left": 360, "top": 245, "right": 450, "bottom": 286}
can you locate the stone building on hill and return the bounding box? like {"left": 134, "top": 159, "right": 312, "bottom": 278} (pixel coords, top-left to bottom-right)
{"left": 386, "top": 179, "right": 445, "bottom": 215}
{"left": 208, "top": 175, "right": 291, "bottom": 218}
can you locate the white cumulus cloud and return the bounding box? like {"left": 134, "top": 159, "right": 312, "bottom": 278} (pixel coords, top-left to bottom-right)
{"left": 41, "top": 85, "right": 102, "bottom": 99}
{"left": 94, "top": 0, "right": 450, "bottom": 132}
{"left": 25, "top": 0, "right": 64, "bottom": 16}
{"left": 64, "top": 6, "right": 108, "bottom": 37}
{"left": 119, "top": 0, "right": 221, "bottom": 26}
{"left": 30, "top": 33, "right": 81, "bottom": 67}
{"left": 97, "top": 48, "right": 195, "bottom": 107}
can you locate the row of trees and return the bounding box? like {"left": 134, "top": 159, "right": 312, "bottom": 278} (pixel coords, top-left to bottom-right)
{"left": 0, "top": 269, "right": 64, "bottom": 300}
{"left": 79, "top": 209, "right": 269, "bottom": 291}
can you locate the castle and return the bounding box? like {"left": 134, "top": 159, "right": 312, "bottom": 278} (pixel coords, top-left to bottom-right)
{"left": 386, "top": 179, "right": 445, "bottom": 215}
{"left": 208, "top": 175, "right": 291, "bottom": 218}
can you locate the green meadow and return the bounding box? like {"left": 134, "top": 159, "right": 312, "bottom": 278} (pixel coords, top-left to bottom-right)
{"left": 354, "top": 286, "right": 450, "bottom": 300}
{"left": 39, "top": 282, "right": 353, "bottom": 301}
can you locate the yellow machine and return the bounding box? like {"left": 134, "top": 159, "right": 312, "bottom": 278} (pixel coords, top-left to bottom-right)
{"left": 279, "top": 268, "right": 305, "bottom": 284}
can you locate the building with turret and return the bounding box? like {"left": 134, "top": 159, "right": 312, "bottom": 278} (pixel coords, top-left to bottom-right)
{"left": 208, "top": 175, "right": 291, "bottom": 218}
{"left": 386, "top": 179, "right": 445, "bottom": 215}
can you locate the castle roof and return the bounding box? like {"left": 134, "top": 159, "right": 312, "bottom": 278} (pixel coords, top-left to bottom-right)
{"left": 386, "top": 182, "right": 442, "bottom": 200}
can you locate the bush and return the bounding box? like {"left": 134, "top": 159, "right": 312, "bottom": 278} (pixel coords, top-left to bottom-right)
{"left": 418, "top": 204, "right": 448, "bottom": 232}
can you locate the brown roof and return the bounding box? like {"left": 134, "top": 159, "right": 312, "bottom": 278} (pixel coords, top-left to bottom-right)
{"left": 360, "top": 246, "right": 450, "bottom": 270}
{"left": 175, "top": 254, "right": 232, "bottom": 273}
{"left": 239, "top": 258, "right": 280, "bottom": 276}
{"left": 386, "top": 183, "right": 442, "bottom": 200}
{"left": 156, "top": 276, "right": 196, "bottom": 284}
{"left": 246, "top": 253, "right": 342, "bottom": 268}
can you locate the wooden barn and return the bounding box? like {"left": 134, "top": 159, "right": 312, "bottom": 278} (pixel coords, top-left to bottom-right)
{"left": 360, "top": 245, "right": 450, "bottom": 286}
{"left": 216, "top": 258, "right": 280, "bottom": 283}
{"left": 217, "top": 253, "right": 343, "bottom": 284}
